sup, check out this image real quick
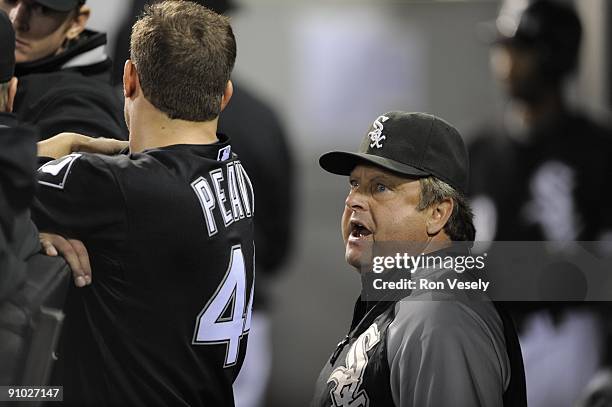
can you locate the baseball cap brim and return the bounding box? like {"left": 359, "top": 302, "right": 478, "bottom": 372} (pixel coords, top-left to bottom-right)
{"left": 35, "top": 0, "right": 83, "bottom": 12}
{"left": 319, "top": 151, "right": 430, "bottom": 178}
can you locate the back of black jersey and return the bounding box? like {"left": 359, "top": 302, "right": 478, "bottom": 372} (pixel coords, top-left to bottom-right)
{"left": 469, "top": 113, "right": 612, "bottom": 241}
{"left": 34, "top": 135, "right": 255, "bottom": 406}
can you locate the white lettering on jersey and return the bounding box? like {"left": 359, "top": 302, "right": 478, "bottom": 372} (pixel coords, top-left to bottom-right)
{"left": 227, "top": 163, "right": 245, "bottom": 221}
{"left": 235, "top": 162, "right": 255, "bottom": 216}
{"left": 191, "top": 177, "right": 218, "bottom": 236}
{"left": 210, "top": 168, "right": 234, "bottom": 227}
{"left": 191, "top": 160, "right": 254, "bottom": 236}
{"left": 327, "top": 323, "right": 381, "bottom": 407}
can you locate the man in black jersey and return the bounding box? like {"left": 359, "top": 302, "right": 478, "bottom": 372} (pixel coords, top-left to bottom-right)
{"left": 31, "top": 2, "right": 255, "bottom": 405}
{"left": 470, "top": 1, "right": 612, "bottom": 405}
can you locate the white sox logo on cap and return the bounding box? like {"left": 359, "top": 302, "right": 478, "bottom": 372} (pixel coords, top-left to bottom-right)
{"left": 368, "top": 115, "right": 389, "bottom": 149}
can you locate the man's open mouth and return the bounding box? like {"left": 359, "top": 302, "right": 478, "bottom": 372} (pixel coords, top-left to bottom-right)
{"left": 350, "top": 221, "right": 372, "bottom": 239}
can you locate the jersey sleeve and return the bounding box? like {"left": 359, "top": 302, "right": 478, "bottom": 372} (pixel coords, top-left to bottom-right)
{"left": 386, "top": 301, "right": 509, "bottom": 407}
{"left": 33, "top": 93, "right": 128, "bottom": 141}
{"left": 31, "top": 153, "right": 126, "bottom": 242}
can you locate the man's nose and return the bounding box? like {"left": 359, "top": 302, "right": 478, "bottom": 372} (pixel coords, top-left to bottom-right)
{"left": 11, "top": 3, "right": 30, "bottom": 33}
{"left": 345, "top": 189, "right": 367, "bottom": 211}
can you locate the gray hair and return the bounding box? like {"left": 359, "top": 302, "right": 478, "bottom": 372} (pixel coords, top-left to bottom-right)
{"left": 417, "top": 176, "right": 476, "bottom": 241}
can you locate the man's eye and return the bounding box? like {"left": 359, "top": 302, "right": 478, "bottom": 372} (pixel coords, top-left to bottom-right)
{"left": 349, "top": 180, "right": 358, "bottom": 189}
{"left": 375, "top": 183, "right": 388, "bottom": 193}
{"left": 25, "top": 2, "right": 52, "bottom": 14}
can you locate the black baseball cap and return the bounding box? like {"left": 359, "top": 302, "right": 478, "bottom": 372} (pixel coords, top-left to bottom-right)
{"left": 35, "top": 0, "right": 86, "bottom": 12}
{"left": 478, "top": 0, "right": 582, "bottom": 77}
{"left": 0, "top": 10, "right": 15, "bottom": 83}
{"left": 319, "top": 111, "right": 469, "bottom": 194}
{"left": 481, "top": 0, "right": 581, "bottom": 48}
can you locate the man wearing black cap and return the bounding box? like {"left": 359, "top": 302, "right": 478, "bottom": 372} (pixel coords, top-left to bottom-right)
{"left": 470, "top": 1, "right": 612, "bottom": 405}
{"left": 1, "top": 0, "right": 127, "bottom": 140}
{"left": 471, "top": 0, "right": 612, "bottom": 245}
{"left": 312, "top": 112, "right": 526, "bottom": 406}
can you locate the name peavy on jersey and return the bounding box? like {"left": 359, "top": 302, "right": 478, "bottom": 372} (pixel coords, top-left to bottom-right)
{"left": 191, "top": 160, "right": 254, "bottom": 237}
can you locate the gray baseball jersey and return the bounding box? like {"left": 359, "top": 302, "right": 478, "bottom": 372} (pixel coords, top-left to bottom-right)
{"left": 312, "top": 260, "right": 522, "bottom": 407}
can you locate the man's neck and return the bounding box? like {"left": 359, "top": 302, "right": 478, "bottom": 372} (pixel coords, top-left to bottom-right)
{"left": 128, "top": 103, "right": 219, "bottom": 153}
{"left": 422, "top": 233, "right": 452, "bottom": 255}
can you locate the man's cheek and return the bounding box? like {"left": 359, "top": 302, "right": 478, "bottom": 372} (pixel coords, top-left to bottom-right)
{"left": 341, "top": 209, "right": 351, "bottom": 241}
{"left": 341, "top": 223, "right": 349, "bottom": 243}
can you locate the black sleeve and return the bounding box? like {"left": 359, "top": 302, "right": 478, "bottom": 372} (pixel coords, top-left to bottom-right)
{"left": 0, "top": 114, "right": 38, "bottom": 301}
{"left": 33, "top": 91, "right": 127, "bottom": 141}
{"left": 0, "top": 114, "right": 38, "bottom": 233}
{"left": 31, "top": 154, "right": 126, "bottom": 243}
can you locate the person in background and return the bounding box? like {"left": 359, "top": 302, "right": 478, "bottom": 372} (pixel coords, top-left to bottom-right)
{"left": 1, "top": 0, "right": 127, "bottom": 140}
{"left": 0, "top": 9, "right": 37, "bottom": 305}
{"left": 469, "top": 1, "right": 612, "bottom": 406}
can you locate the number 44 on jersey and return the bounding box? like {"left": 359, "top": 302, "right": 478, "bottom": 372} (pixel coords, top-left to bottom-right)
{"left": 192, "top": 245, "right": 254, "bottom": 367}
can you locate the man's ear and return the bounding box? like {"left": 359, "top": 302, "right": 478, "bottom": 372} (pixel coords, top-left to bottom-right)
{"left": 65, "top": 5, "right": 90, "bottom": 41}
{"left": 425, "top": 198, "right": 454, "bottom": 236}
{"left": 5, "top": 77, "right": 17, "bottom": 113}
{"left": 123, "top": 60, "right": 140, "bottom": 99}
{"left": 220, "top": 80, "right": 233, "bottom": 112}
